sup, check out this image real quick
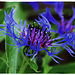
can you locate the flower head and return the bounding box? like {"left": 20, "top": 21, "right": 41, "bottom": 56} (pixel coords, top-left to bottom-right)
{"left": 36, "top": 14, "right": 75, "bottom": 57}
{"left": 39, "top": 2, "right": 75, "bottom": 50}
{"left": 0, "top": 7, "right": 75, "bottom": 64}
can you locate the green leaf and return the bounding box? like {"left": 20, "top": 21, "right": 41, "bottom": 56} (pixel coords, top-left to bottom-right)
{"left": 0, "top": 32, "right": 5, "bottom": 42}
{"left": 5, "top": 35, "right": 18, "bottom": 73}
{"left": 42, "top": 54, "right": 52, "bottom": 73}
{"left": 49, "top": 62, "right": 75, "bottom": 73}
{"left": 17, "top": 46, "right": 38, "bottom": 73}
{"left": 9, "top": 46, "right": 18, "bottom": 73}
{"left": 19, "top": 57, "right": 28, "bottom": 73}
{"left": 0, "top": 9, "right": 5, "bottom": 24}
{"left": 25, "top": 57, "right": 38, "bottom": 72}
{"left": 0, "top": 51, "right": 8, "bottom": 73}
{"left": 24, "top": 65, "right": 37, "bottom": 73}
{"left": 0, "top": 58, "right": 7, "bottom": 73}
{"left": 19, "top": 62, "right": 28, "bottom": 73}
{"left": 0, "top": 57, "right": 8, "bottom": 67}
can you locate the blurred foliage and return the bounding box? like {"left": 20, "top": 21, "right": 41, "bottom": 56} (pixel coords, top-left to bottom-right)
{"left": 49, "top": 62, "right": 75, "bottom": 73}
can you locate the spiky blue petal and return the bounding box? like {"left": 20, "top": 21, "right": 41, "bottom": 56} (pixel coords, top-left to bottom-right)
{"left": 45, "top": 48, "right": 63, "bottom": 64}
{"left": 41, "top": 7, "right": 59, "bottom": 26}
{"left": 35, "top": 14, "right": 51, "bottom": 32}
{"left": 54, "top": 2, "right": 64, "bottom": 19}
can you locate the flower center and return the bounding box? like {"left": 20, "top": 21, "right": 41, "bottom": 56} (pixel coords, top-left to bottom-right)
{"left": 26, "top": 24, "right": 53, "bottom": 48}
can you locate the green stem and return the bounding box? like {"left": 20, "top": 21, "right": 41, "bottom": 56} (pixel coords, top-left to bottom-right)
{"left": 5, "top": 35, "right": 9, "bottom": 73}
{"left": 19, "top": 57, "right": 28, "bottom": 73}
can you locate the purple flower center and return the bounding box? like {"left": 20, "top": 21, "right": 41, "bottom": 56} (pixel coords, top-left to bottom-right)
{"left": 21, "top": 24, "right": 53, "bottom": 48}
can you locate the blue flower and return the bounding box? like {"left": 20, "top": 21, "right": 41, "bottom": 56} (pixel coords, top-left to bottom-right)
{"left": 41, "top": 2, "right": 75, "bottom": 35}
{"left": 0, "top": 7, "right": 75, "bottom": 64}
{"left": 43, "top": 2, "right": 64, "bottom": 19}
{"left": 35, "top": 8, "right": 75, "bottom": 57}
{"left": 39, "top": 2, "right": 75, "bottom": 50}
